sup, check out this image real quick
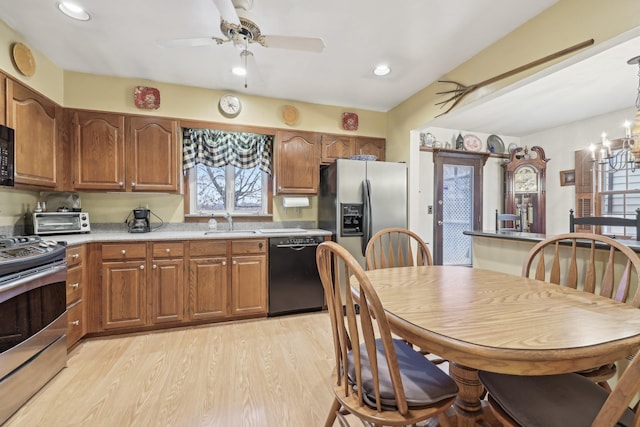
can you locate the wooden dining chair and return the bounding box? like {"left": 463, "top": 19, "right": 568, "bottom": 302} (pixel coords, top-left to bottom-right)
{"left": 364, "top": 228, "right": 442, "bottom": 360}
{"left": 478, "top": 344, "right": 640, "bottom": 427}
{"left": 365, "top": 227, "right": 433, "bottom": 270}
{"left": 522, "top": 232, "right": 640, "bottom": 390}
{"left": 316, "top": 241, "right": 458, "bottom": 427}
{"left": 495, "top": 210, "right": 523, "bottom": 232}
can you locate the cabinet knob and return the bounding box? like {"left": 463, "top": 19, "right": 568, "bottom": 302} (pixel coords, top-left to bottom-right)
{"left": 131, "top": 182, "right": 136, "bottom": 187}
{"left": 165, "top": 248, "right": 171, "bottom": 253}
{"left": 71, "top": 320, "right": 80, "bottom": 326}
{"left": 71, "top": 254, "right": 79, "bottom": 259}
{"left": 121, "top": 249, "right": 126, "bottom": 255}
{"left": 119, "top": 181, "right": 124, "bottom": 187}
{"left": 153, "top": 264, "right": 157, "bottom": 269}
{"left": 233, "top": 260, "right": 237, "bottom": 265}
{"left": 69, "top": 283, "right": 80, "bottom": 289}
{"left": 140, "top": 265, "right": 145, "bottom": 270}
{"left": 222, "top": 261, "right": 226, "bottom": 266}
{"left": 437, "top": 220, "right": 443, "bottom": 226}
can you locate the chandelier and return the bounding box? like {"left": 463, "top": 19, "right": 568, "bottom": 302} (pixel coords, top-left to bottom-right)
{"left": 590, "top": 55, "right": 640, "bottom": 173}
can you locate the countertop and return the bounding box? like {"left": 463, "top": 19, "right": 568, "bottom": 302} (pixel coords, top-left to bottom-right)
{"left": 463, "top": 229, "right": 640, "bottom": 252}
{"left": 52, "top": 228, "right": 333, "bottom": 245}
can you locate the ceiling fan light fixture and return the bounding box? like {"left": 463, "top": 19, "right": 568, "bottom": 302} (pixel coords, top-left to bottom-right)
{"left": 57, "top": 2, "right": 90, "bottom": 21}
{"left": 373, "top": 64, "right": 391, "bottom": 76}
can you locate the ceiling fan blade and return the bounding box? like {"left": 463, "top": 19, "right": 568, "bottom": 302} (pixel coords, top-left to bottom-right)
{"left": 158, "top": 37, "right": 217, "bottom": 48}
{"left": 261, "top": 35, "right": 325, "bottom": 53}
{"left": 211, "top": 0, "right": 240, "bottom": 25}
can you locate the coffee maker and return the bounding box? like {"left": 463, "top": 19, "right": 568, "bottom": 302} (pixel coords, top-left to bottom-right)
{"left": 126, "top": 208, "right": 151, "bottom": 233}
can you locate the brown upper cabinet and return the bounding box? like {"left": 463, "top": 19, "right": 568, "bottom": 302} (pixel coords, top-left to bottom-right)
{"left": 320, "top": 134, "right": 386, "bottom": 164}
{"left": 72, "top": 110, "right": 179, "bottom": 192}
{"left": 7, "top": 80, "right": 62, "bottom": 188}
{"left": 275, "top": 130, "right": 320, "bottom": 195}
{"left": 355, "top": 136, "right": 385, "bottom": 161}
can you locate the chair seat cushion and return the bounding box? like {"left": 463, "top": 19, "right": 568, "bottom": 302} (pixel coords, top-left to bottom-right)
{"left": 347, "top": 338, "right": 458, "bottom": 410}
{"left": 478, "top": 371, "right": 635, "bottom": 427}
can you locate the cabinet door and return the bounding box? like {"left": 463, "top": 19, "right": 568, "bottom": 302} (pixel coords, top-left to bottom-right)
{"left": 102, "top": 260, "right": 147, "bottom": 329}
{"left": 355, "top": 136, "right": 386, "bottom": 161}
{"left": 127, "top": 116, "right": 179, "bottom": 192}
{"left": 230, "top": 254, "right": 267, "bottom": 316}
{"left": 275, "top": 130, "right": 320, "bottom": 194}
{"left": 7, "top": 80, "right": 59, "bottom": 188}
{"left": 321, "top": 134, "right": 354, "bottom": 163}
{"left": 73, "top": 111, "right": 126, "bottom": 190}
{"left": 151, "top": 258, "right": 184, "bottom": 324}
{"left": 189, "top": 257, "right": 228, "bottom": 320}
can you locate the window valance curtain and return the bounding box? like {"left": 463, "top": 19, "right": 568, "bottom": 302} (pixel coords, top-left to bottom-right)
{"left": 182, "top": 128, "right": 273, "bottom": 175}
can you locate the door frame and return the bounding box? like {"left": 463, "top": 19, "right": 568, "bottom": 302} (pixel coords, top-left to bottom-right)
{"left": 433, "top": 150, "right": 488, "bottom": 265}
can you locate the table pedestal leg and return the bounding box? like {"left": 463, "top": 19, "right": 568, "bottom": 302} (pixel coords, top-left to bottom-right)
{"left": 448, "top": 362, "right": 496, "bottom": 427}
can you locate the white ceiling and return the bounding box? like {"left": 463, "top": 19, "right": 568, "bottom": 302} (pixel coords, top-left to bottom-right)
{"left": 0, "top": 0, "right": 558, "bottom": 113}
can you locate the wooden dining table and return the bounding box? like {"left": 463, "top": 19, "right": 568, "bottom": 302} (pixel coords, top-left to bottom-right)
{"left": 359, "top": 265, "right": 640, "bottom": 427}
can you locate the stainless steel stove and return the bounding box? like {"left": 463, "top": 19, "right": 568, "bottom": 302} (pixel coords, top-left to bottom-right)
{"left": 0, "top": 235, "right": 67, "bottom": 424}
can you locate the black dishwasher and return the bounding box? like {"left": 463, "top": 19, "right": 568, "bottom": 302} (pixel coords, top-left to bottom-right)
{"left": 268, "top": 235, "right": 325, "bottom": 316}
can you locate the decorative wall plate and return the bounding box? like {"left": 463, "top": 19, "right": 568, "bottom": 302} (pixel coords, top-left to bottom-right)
{"left": 282, "top": 105, "right": 299, "bottom": 125}
{"left": 463, "top": 134, "right": 482, "bottom": 151}
{"left": 12, "top": 42, "right": 36, "bottom": 77}
{"left": 134, "top": 86, "right": 160, "bottom": 110}
{"left": 342, "top": 112, "right": 358, "bottom": 131}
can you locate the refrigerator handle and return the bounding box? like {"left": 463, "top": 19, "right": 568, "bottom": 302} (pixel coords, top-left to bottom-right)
{"left": 361, "top": 179, "right": 372, "bottom": 256}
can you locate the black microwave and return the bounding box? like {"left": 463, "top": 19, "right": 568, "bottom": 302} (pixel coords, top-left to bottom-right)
{"left": 0, "top": 124, "right": 15, "bottom": 187}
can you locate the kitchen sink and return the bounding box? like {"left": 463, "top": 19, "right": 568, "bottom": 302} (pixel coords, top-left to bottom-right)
{"left": 203, "top": 230, "right": 258, "bottom": 236}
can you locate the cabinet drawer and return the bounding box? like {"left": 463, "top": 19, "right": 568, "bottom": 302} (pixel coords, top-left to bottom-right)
{"left": 231, "top": 239, "right": 267, "bottom": 255}
{"left": 66, "top": 245, "right": 84, "bottom": 267}
{"left": 189, "top": 240, "right": 227, "bottom": 257}
{"left": 66, "top": 264, "right": 83, "bottom": 305}
{"left": 152, "top": 242, "right": 184, "bottom": 258}
{"left": 102, "top": 243, "right": 147, "bottom": 260}
{"left": 67, "top": 300, "right": 84, "bottom": 348}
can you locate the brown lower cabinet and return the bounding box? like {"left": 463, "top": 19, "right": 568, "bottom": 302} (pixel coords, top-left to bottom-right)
{"left": 84, "top": 238, "right": 268, "bottom": 336}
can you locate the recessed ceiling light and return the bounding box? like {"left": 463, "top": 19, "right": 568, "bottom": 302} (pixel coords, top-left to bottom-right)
{"left": 57, "top": 2, "right": 91, "bottom": 21}
{"left": 373, "top": 64, "right": 391, "bottom": 76}
{"left": 232, "top": 66, "right": 247, "bottom": 76}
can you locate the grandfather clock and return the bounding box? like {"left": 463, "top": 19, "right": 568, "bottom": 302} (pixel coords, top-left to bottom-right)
{"left": 503, "top": 146, "right": 549, "bottom": 233}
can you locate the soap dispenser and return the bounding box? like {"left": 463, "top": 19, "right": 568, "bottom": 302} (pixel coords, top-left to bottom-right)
{"left": 208, "top": 216, "right": 218, "bottom": 231}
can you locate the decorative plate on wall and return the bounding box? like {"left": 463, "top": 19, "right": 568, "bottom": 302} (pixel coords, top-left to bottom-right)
{"left": 134, "top": 86, "right": 160, "bottom": 110}
{"left": 342, "top": 112, "right": 358, "bottom": 131}
{"left": 282, "top": 105, "right": 299, "bottom": 125}
{"left": 12, "top": 42, "right": 36, "bottom": 77}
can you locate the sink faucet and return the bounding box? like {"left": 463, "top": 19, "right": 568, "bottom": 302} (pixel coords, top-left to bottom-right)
{"left": 224, "top": 212, "right": 233, "bottom": 231}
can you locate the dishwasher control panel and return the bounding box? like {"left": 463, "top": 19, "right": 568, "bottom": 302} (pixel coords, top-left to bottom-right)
{"left": 270, "top": 235, "right": 324, "bottom": 247}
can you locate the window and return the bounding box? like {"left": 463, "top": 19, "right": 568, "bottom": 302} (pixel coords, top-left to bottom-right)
{"left": 595, "top": 147, "right": 640, "bottom": 237}
{"left": 183, "top": 128, "right": 273, "bottom": 216}
{"left": 189, "top": 164, "right": 269, "bottom": 214}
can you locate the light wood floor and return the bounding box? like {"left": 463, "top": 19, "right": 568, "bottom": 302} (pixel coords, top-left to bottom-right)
{"left": 5, "top": 312, "right": 344, "bottom": 427}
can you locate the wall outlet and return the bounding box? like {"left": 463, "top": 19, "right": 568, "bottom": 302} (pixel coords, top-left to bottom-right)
{"left": 427, "top": 205, "right": 433, "bottom": 214}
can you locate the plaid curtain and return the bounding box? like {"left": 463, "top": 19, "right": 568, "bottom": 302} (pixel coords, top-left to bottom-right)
{"left": 182, "top": 128, "right": 273, "bottom": 175}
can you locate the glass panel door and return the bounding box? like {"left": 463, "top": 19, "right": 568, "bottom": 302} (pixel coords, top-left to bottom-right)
{"left": 442, "top": 164, "right": 473, "bottom": 265}
{"left": 433, "top": 152, "right": 485, "bottom": 265}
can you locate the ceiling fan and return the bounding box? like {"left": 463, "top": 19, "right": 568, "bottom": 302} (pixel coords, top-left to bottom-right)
{"left": 160, "top": 0, "right": 325, "bottom": 53}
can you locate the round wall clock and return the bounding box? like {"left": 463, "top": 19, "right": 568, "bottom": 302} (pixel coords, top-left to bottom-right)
{"left": 218, "top": 94, "right": 241, "bottom": 117}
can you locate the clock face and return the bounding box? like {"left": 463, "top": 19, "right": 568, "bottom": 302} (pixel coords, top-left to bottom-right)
{"left": 219, "top": 94, "right": 241, "bottom": 117}
{"left": 514, "top": 165, "right": 538, "bottom": 193}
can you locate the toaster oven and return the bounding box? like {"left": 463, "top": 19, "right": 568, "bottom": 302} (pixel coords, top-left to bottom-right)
{"left": 32, "top": 212, "right": 91, "bottom": 235}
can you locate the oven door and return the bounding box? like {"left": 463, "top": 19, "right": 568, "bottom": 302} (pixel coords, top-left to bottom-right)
{"left": 34, "top": 213, "right": 82, "bottom": 234}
